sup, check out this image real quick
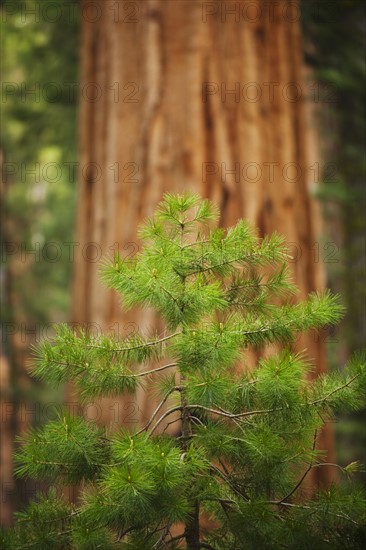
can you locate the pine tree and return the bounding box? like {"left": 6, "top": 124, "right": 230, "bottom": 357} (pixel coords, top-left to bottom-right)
{"left": 2, "top": 193, "right": 366, "bottom": 549}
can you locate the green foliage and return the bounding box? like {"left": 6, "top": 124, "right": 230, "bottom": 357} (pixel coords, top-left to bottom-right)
{"left": 301, "top": 0, "right": 366, "bottom": 483}
{"left": 15, "top": 414, "right": 109, "bottom": 483}
{"left": 3, "top": 194, "right": 366, "bottom": 549}
{"left": 1, "top": 0, "right": 79, "bottom": 324}
{"left": 1, "top": 0, "right": 80, "bottom": 514}
{"left": 0, "top": 490, "right": 74, "bottom": 550}
{"left": 301, "top": 0, "right": 366, "bottom": 376}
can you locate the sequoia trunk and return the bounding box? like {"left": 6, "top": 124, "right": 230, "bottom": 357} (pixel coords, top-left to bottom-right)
{"left": 72, "top": 0, "right": 333, "bottom": 486}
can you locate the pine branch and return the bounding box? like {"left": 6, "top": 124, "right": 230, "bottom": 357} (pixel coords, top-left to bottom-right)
{"left": 86, "top": 332, "right": 181, "bottom": 353}
{"left": 149, "top": 406, "right": 183, "bottom": 435}
{"left": 187, "top": 404, "right": 281, "bottom": 419}
{"left": 162, "top": 417, "right": 181, "bottom": 434}
{"left": 270, "top": 502, "right": 360, "bottom": 526}
{"left": 42, "top": 358, "right": 177, "bottom": 379}
{"left": 127, "top": 362, "right": 177, "bottom": 378}
{"left": 209, "top": 463, "right": 249, "bottom": 501}
{"left": 190, "top": 370, "right": 362, "bottom": 421}
{"left": 181, "top": 238, "right": 210, "bottom": 250}
{"left": 16, "top": 509, "right": 80, "bottom": 526}
{"left": 309, "top": 373, "right": 361, "bottom": 405}
{"left": 136, "top": 386, "right": 182, "bottom": 435}
{"left": 183, "top": 249, "right": 284, "bottom": 278}
{"left": 274, "top": 430, "right": 318, "bottom": 504}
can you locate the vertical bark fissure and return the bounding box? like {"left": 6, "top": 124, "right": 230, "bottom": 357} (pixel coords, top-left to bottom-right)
{"left": 202, "top": 53, "right": 215, "bottom": 201}
{"left": 287, "top": 15, "right": 317, "bottom": 293}
{"left": 137, "top": 0, "right": 165, "bottom": 218}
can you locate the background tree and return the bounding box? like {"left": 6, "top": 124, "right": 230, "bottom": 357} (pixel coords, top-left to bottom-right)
{"left": 302, "top": 0, "right": 366, "bottom": 480}
{"left": 72, "top": 0, "right": 333, "bottom": 484}
{"left": 1, "top": 0, "right": 79, "bottom": 524}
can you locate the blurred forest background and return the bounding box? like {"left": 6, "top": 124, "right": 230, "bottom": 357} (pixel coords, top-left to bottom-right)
{"left": 1, "top": 0, "right": 365, "bottom": 526}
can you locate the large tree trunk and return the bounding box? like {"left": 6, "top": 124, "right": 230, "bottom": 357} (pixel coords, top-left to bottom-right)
{"left": 72, "top": 0, "right": 334, "bottom": 486}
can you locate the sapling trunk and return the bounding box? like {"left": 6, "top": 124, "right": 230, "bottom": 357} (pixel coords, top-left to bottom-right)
{"left": 180, "top": 256, "right": 200, "bottom": 549}
{"left": 180, "top": 374, "right": 200, "bottom": 549}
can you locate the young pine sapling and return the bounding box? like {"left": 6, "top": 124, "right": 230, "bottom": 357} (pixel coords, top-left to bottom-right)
{"left": 3, "top": 193, "right": 366, "bottom": 550}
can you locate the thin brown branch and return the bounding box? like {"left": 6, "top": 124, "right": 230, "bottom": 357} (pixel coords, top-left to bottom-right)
{"left": 271, "top": 502, "right": 359, "bottom": 525}
{"left": 181, "top": 238, "right": 210, "bottom": 249}
{"left": 309, "top": 373, "right": 361, "bottom": 405}
{"left": 136, "top": 386, "right": 182, "bottom": 435}
{"left": 43, "top": 360, "right": 177, "bottom": 380}
{"left": 188, "top": 404, "right": 280, "bottom": 419}
{"left": 162, "top": 417, "right": 181, "bottom": 434}
{"left": 149, "top": 406, "right": 183, "bottom": 435}
{"left": 184, "top": 250, "right": 273, "bottom": 278}
{"left": 275, "top": 430, "right": 318, "bottom": 504}
{"left": 86, "top": 331, "right": 181, "bottom": 353}
{"left": 209, "top": 464, "right": 248, "bottom": 501}
{"left": 131, "top": 362, "right": 177, "bottom": 377}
